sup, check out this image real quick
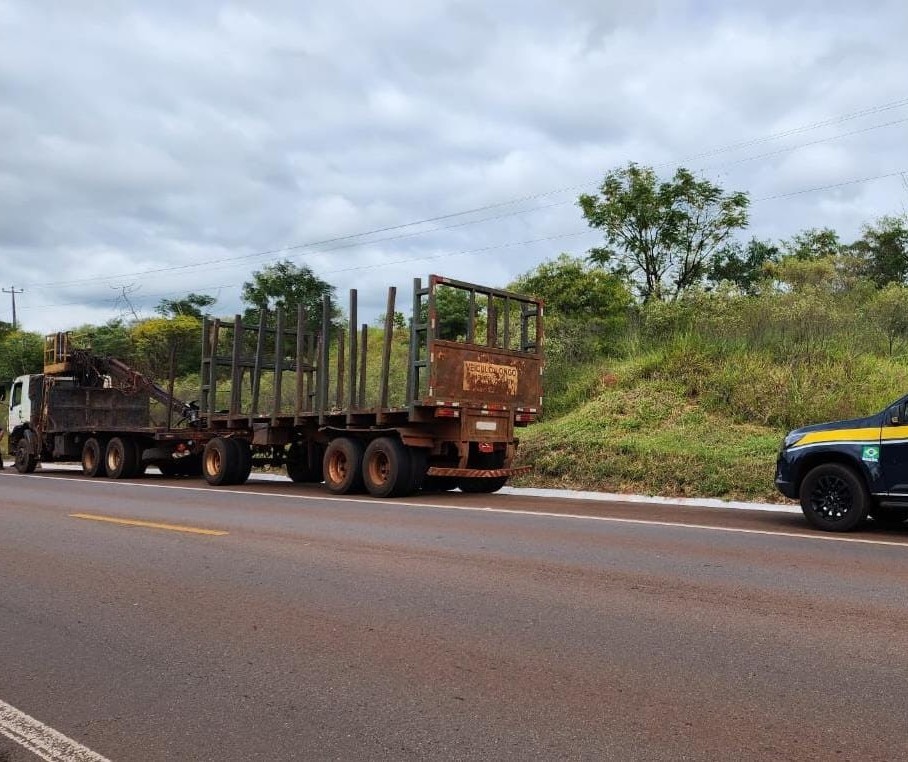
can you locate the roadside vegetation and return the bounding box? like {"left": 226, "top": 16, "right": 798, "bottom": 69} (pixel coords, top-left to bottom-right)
{"left": 4, "top": 161, "right": 908, "bottom": 501}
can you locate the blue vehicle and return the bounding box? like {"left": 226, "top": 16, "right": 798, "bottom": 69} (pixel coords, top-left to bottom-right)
{"left": 775, "top": 396, "right": 908, "bottom": 531}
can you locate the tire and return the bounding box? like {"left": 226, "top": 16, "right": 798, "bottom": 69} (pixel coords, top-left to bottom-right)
{"left": 233, "top": 439, "right": 252, "bottom": 485}
{"left": 323, "top": 438, "right": 365, "bottom": 495}
{"left": 105, "top": 437, "right": 139, "bottom": 479}
{"left": 158, "top": 459, "right": 181, "bottom": 478}
{"left": 81, "top": 438, "right": 107, "bottom": 477}
{"left": 363, "top": 437, "right": 413, "bottom": 498}
{"left": 203, "top": 437, "right": 237, "bottom": 486}
{"left": 286, "top": 441, "right": 324, "bottom": 483}
{"left": 800, "top": 463, "right": 869, "bottom": 532}
{"left": 459, "top": 450, "right": 508, "bottom": 494}
{"left": 176, "top": 453, "right": 203, "bottom": 477}
{"left": 132, "top": 439, "right": 147, "bottom": 477}
{"left": 459, "top": 476, "right": 509, "bottom": 494}
{"left": 869, "top": 506, "right": 908, "bottom": 528}
{"left": 14, "top": 438, "right": 37, "bottom": 474}
{"left": 422, "top": 476, "right": 460, "bottom": 493}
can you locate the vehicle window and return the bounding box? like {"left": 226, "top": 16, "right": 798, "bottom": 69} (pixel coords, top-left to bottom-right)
{"left": 11, "top": 382, "right": 22, "bottom": 407}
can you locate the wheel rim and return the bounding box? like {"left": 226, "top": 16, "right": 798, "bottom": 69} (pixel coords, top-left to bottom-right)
{"left": 85, "top": 447, "right": 96, "bottom": 470}
{"left": 367, "top": 450, "right": 391, "bottom": 486}
{"left": 16, "top": 443, "right": 27, "bottom": 469}
{"left": 205, "top": 448, "right": 221, "bottom": 476}
{"left": 809, "top": 474, "right": 854, "bottom": 522}
{"left": 108, "top": 446, "right": 122, "bottom": 472}
{"left": 327, "top": 450, "right": 347, "bottom": 484}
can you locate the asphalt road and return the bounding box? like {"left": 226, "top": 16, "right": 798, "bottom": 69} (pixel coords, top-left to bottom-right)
{"left": 2, "top": 470, "right": 907, "bottom": 761}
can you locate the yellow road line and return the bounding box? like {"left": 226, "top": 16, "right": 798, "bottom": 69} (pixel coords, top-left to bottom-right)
{"left": 69, "top": 513, "right": 228, "bottom": 536}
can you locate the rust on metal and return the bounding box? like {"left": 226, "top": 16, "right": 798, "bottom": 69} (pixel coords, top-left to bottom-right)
{"left": 425, "top": 466, "right": 532, "bottom": 478}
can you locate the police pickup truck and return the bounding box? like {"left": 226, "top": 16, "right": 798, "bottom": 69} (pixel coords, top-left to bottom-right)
{"left": 776, "top": 396, "right": 908, "bottom": 531}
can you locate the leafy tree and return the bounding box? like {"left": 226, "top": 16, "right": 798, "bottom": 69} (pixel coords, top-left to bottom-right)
{"left": 849, "top": 215, "right": 908, "bottom": 287}
{"left": 868, "top": 283, "right": 908, "bottom": 355}
{"left": 130, "top": 316, "right": 203, "bottom": 381}
{"left": 782, "top": 228, "right": 842, "bottom": 261}
{"left": 0, "top": 331, "right": 43, "bottom": 382}
{"left": 242, "top": 260, "right": 338, "bottom": 330}
{"left": 579, "top": 163, "right": 749, "bottom": 301}
{"left": 72, "top": 319, "right": 133, "bottom": 360}
{"left": 512, "top": 254, "right": 632, "bottom": 359}
{"left": 708, "top": 238, "right": 779, "bottom": 294}
{"left": 156, "top": 293, "right": 216, "bottom": 319}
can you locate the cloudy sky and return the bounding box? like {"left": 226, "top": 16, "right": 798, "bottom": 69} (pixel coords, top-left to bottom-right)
{"left": 1, "top": 0, "right": 906, "bottom": 332}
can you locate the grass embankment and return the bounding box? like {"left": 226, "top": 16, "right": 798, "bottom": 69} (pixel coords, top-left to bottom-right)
{"left": 515, "top": 343, "right": 908, "bottom": 502}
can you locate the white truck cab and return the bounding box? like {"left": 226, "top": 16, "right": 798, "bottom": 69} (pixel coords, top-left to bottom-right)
{"left": 8, "top": 375, "right": 33, "bottom": 430}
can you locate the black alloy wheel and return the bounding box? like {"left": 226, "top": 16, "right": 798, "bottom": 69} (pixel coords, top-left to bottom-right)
{"left": 800, "top": 463, "right": 868, "bottom": 532}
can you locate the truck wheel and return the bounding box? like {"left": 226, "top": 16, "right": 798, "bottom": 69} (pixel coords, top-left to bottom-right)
{"left": 323, "top": 438, "right": 365, "bottom": 495}
{"left": 459, "top": 476, "right": 509, "bottom": 494}
{"left": 233, "top": 439, "right": 253, "bottom": 485}
{"left": 869, "top": 506, "right": 908, "bottom": 528}
{"left": 203, "top": 437, "right": 237, "bottom": 486}
{"left": 459, "top": 450, "right": 508, "bottom": 494}
{"left": 14, "top": 439, "right": 37, "bottom": 474}
{"left": 363, "top": 437, "right": 413, "bottom": 498}
{"left": 132, "top": 439, "right": 147, "bottom": 478}
{"left": 422, "top": 476, "right": 459, "bottom": 493}
{"left": 800, "top": 463, "right": 869, "bottom": 532}
{"left": 158, "top": 459, "right": 181, "bottom": 478}
{"left": 106, "top": 437, "right": 138, "bottom": 479}
{"left": 286, "top": 442, "right": 324, "bottom": 483}
{"left": 81, "top": 438, "right": 107, "bottom": 477}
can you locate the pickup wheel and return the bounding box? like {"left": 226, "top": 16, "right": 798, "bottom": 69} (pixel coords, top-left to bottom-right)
{"left": 800, "top": 463, "right": 869, "bottom": 532}
{"left": 203, "top": 437, "right": 238, "bottom": 486}
{"left": 106, "top": 437, "right": 139, "bottom": 479}
{"left": 14, "top": 438, "right": 37, "bottom": 474}
{"left": 363, "top": 437, "right": 413, "bottom": 498}
{"left": 323, "top": 438, "right": 365, "bottom": 495}
{"left": 286, "top": 442, "right": 324, "bottom": 483}
{"left": 81, "top": 438, "right": 107, "bottom": 477}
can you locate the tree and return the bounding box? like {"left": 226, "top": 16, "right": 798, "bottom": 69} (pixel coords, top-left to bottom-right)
{"left": 708, "top": 238, "right": 779, "bottom": 294}
{"left": 868, "top": 283, "right": 908, "bottom": 355}
{"left": 782, "top": 228, "right": 842, "bottom": 261}
{"left": 156, "top": 293, "right": 216, "bottom": 319}
{"left": 849, "top": 215, "right": 908, "bottom": 287}
{"left": 0, "top": 331, "right": 43, "bottom": 382}
{"left": 241, "top": 260, "right": 337, "bottom": 329}
{"left": 512, "top": 254, "right": 632, "bottom": 359}
{"left": 130, "top": 316, "right": 203, "bottom": 381}
{"left": 579, "top": 163, "right": 749, "bottom": 301}
{"left": 72, "top": 320, "right": 133, "bottom": 360}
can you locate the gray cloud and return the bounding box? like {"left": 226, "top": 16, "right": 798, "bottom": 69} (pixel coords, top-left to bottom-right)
{"left": 1, "top": 0, "right": 906, "bottom": 331}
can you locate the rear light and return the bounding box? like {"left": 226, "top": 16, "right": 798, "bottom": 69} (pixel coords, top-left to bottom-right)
{"left": 478, "top": 442, "right": 494, "bottom": 453}
{"left": 515, "top": 413, "right": 537, "bottom": 423}
{"left": 435, "top": 408, "right": 460, "bottom": 418}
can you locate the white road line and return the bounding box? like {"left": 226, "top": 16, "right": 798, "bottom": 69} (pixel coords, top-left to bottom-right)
{"left": 10, "top": 473, "right": 908, "bottom": 550}
{"left": 0, "top": 699, "right": 112, "bottom": 762}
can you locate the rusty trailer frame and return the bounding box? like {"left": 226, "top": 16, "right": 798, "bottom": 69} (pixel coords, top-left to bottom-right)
{"left": 196, "top": 274, "right": 543, "bottom": 495}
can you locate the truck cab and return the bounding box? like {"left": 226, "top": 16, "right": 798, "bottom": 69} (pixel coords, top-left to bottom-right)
{"left": 8, "top": 375, "right": 34, "bottom": 432}
{"left": 776, "top": 395, "right": 908, "bottom": 531}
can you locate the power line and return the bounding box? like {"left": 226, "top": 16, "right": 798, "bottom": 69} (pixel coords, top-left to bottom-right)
{"left": 20, "top": 167, "right": 908, "bottom": 314}
{"left": 27, "top": 96, "right": 908, "bottom": 291}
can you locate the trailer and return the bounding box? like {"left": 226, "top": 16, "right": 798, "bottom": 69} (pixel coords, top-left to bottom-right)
{"left": 198, "top": 274, "right": 543, "bottom": 495}
{"left": 7, "top": 274, "right": 544, "bottom": 497}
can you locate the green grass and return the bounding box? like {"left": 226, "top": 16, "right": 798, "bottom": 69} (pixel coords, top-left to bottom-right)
{"left": 514, "top": 341, "right": 908, "bottom": 502}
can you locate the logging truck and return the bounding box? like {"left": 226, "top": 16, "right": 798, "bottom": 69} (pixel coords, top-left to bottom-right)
{"left": 5, "top": 275, "right": 543, "bottom": 497}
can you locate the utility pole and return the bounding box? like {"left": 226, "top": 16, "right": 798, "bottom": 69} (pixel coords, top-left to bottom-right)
{"left": 2, "top": 286, "right": 23, "bottom": 330}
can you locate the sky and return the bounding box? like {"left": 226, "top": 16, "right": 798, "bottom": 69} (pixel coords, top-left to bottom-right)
{"left": 1, "top": 0, "right": 906, "bottom": 333}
